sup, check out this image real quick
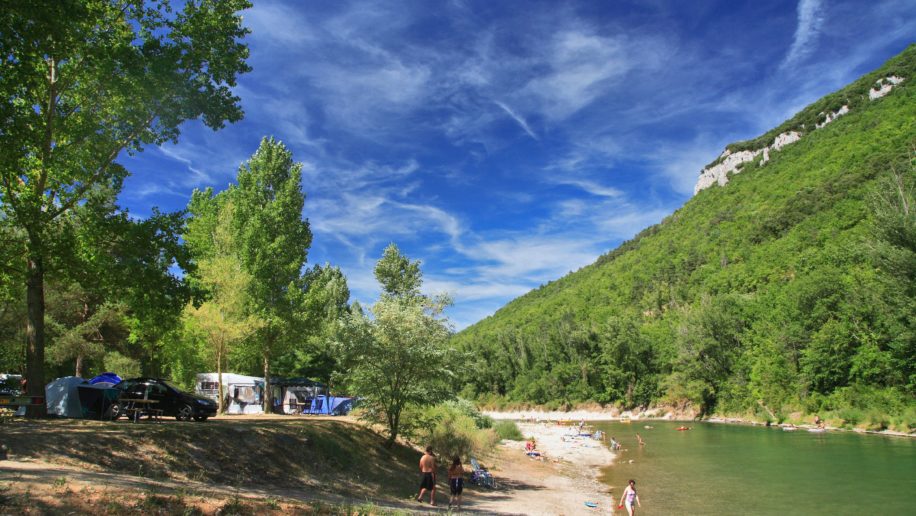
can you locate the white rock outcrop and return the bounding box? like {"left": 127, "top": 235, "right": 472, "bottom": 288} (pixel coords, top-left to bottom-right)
{"left": 816, "top": 105, "right": 849, "bottom": 129}
{"left": 771, "top": 131, "right": 801, "bottom": 151}
{"left": 869, "top": 76, "right": 904, "bottom": 100}
{"left": 694, "top": 149, "right": 762, "bottom": 193}
{"left": 694, "top": 131, "right": 800, "bottom": 194}
{"left": 694, "top": 74, "right": 905, "bottom": 194}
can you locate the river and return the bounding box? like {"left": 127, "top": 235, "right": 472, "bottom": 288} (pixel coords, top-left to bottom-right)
{"left": 592, "top": 420, "right": 916, "bottom": 515}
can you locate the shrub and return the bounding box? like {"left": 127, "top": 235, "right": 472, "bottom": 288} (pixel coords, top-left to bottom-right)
{"left": 425, "top": 412, "right": 498, "bottom": 460}
{"left": 837, "top": 407, "right": 864, "bottom": 427}
{"left": 493, "top": 420, "right": 524, "bottom": 441}
{"left": 412, "top": 403, "right": 500, "bottom": 460}
{"left": 865, "top": 411, "right": 889, "bottom": 431}
{"left": 443, "top": 398, "right": 492, "bottom": 429}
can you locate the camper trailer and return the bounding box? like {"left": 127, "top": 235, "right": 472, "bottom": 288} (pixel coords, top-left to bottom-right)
{"left": 195, "top": 373, "right": 264, "bottom": 414}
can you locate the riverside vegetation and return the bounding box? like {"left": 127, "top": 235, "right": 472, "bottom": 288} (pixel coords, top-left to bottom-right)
{"left": 452, "top": 45, "right": 916, "bottom": 432}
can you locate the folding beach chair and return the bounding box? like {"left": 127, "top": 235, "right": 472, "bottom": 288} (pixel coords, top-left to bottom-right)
{"left": 469, "top": 457, "right": 497, "bottom": 489}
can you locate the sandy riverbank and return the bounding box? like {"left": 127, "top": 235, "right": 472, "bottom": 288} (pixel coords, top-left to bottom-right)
{"left": 468, "top": 422, "right": 618, "bottom": 515}
{"left": 483, "top": 407, "right": 684, "bottom": 422}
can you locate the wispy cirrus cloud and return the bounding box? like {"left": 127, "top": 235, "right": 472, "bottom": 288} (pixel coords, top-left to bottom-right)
{"left": 494, "top": 101, "right": 538, "bottom": 140}
{"left": 116, "top": 0, "right": 914, "bottom": 330}
{"left": 781, "top": 0, "right": 826, "bottom": 69}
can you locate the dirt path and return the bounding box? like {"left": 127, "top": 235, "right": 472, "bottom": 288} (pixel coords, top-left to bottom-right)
{"left": 1, "top": 458, "right": 423, "bottom": 513}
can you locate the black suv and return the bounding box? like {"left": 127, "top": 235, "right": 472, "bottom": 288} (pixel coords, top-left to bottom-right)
{"left": 114, "top": 378, "right": 217, "bottom": 422}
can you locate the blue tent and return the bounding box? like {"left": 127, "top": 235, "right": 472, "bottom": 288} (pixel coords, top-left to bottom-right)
{"left": 307, "top": 395, "right": 353, "bottom": 415}
{"left": 89, "top": 372, "right": 122, "bottom": 386}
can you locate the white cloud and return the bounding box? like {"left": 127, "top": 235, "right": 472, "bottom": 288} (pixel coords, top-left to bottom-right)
{"left": 494, "top": 100, "right": 538, "bottom": 140}
{"left": 522, "top": 30, "right": 634, "bottom": 120}
{"left": 553, "top": 178, "right": 622, "bottom": 198}
{"left": 244, "top": 2, "right": 316, "bottom": 47}
{"left": 781, "top": 0, "right": 826, "bottom": 69}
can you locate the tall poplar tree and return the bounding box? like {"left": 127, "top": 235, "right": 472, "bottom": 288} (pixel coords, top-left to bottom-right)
{"left": 0, "top": 0, "right": 251, "bottom": 415}
{"left": 230, "top": 138, "right": 311, "bottom": 412}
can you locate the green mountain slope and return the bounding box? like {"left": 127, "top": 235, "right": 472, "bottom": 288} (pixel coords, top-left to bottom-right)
{"left": 453, "top": 45, "right": 916, "bottom": 427}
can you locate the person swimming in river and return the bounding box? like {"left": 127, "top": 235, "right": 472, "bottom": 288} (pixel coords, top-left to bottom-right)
{"left": 636, "top": 433, "right": 645, "bottom": 446}
{"left": 611, "top": 436, "right": 621, "bottom": 451}
{"left": 676, "top": 425, "right": 691, "bottom": 431}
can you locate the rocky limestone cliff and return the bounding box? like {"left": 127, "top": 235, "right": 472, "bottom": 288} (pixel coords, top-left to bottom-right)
{"left": 694, "top": 75, "right": 904, "bottom": 195}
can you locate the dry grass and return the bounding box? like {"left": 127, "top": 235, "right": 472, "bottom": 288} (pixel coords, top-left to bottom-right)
{"left": 0, "top": 415, "right": 426, "bottom": 503}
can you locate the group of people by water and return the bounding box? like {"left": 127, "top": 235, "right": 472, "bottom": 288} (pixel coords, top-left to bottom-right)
{"left": 414, "top": 426, "right": 649, "bottom": 513}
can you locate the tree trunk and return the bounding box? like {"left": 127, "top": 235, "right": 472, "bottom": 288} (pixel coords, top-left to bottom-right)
{"left": 25, "top": 251, "right": 47, "bottom": 417}
{"left": 262, "top": 350, "right": 271, "bottom": 413}
{"left": 75, "top": 353, "right": 83, "bottom": 378}
{"left": 217, "top": 345, "right": 224, "bottom": 414}
{"left": 385, "top": 409, "right": 400, "bottom": 448}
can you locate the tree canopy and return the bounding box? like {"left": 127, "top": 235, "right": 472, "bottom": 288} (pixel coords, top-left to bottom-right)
{"left": 339, "top": 244, "right": 454, "bottom": 447}
{"left": 0, "top": 0, "right": 251, "bottom": 414}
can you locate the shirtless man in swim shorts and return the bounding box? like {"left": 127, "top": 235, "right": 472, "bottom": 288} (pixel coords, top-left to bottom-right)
{"left": 417, "top": 446, "right": 437, "bottom": 505}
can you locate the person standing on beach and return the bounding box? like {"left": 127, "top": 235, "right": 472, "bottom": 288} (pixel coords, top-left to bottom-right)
{"left": 619, "top": 479, "right": 641, "bottom": 516}
{"left": 417, "top": 446, "right": 437, "bottom": 505}
{"left": 448, "top": 456, "right": 464, "bottom": 510}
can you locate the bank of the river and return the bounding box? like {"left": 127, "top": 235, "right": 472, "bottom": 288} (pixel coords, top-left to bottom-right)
{"left": 470, "top": 422, "right": 617, "bottom": 515}
{"left": 484, "top": 410, "right": 916, "bottom": 439}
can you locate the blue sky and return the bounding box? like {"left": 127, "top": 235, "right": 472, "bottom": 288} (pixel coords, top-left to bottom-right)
{"left": 120, "top": 0, "right": 915, "bottom": 329}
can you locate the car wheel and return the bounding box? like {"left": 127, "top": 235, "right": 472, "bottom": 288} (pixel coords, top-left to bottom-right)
{"left": 176, "top": 404, "right": 193, "bottom": 421}
{"left": 193, "top": 415, "right": 208, "bottom": 422}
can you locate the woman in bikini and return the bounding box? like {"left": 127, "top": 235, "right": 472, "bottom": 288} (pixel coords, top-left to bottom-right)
{"left": 448, "top": 456, "right": 464, "bottom": 510}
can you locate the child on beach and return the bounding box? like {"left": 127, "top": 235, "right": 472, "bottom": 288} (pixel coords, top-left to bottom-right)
{"left": 448, "top": 456, "right": 464, "bottom": 510}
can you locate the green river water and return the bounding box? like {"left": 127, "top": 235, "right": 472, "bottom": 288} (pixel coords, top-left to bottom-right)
{"left": 591, "top": 421, "right": 915, "bottom": 515}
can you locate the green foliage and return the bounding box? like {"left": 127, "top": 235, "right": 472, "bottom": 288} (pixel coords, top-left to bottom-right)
{"left": 228, "top": 137, "right": 312, "bottom": 409}
{"left": 412, "top": 403, "right": 499, "bottom": 460}
{"left": 374, "top": 243, "right": 423, "bottom": 299}
{"left": 103, "top": 351, "right": 140, "bottom": 380}
{"left": 0, "top": 0, "right": 251, "bottom": 405}
{"left": 452, "top": 45, "right": 916, "bottom": 421}
{"left": 338, "top": 246, "right": 455, "bottom": 447}
{"left": 493, "top": 420, "right": 525, "bottom": 441}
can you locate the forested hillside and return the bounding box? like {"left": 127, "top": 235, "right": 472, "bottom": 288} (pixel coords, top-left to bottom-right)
{"left": 453, "top": 46, "right": 916, "bottom": 427}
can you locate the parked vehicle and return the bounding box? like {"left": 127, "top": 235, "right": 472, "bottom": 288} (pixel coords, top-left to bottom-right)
{"left": 113, "top": 378, "right": 217, "bottom": 422}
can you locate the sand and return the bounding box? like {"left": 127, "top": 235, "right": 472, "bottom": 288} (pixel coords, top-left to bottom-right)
{"left": 466, "top": 421, "right": 619, "bottom": 515}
